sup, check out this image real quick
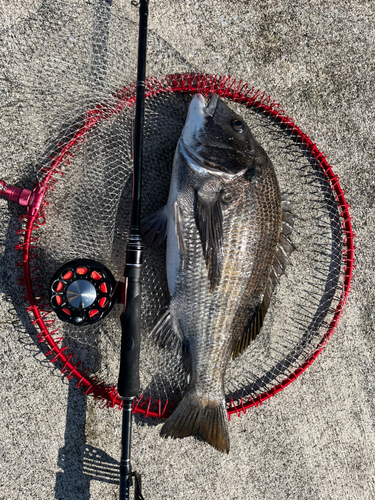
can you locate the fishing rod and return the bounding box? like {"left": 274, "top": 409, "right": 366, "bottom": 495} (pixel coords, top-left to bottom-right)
{"left": 118, "top": 0, "right": 148, "bottom": 499}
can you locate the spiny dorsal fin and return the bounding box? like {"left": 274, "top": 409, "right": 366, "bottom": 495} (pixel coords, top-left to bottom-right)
{"left": 273, "top": 192, "right": 296, "bottom": 283}
{"left": 194, "top": 188, "right": 223, "bottom": 292}
{"left": 280, "top": 193, "right": 295, "bottom": 237}
{"left": 263, "top": 236, "right": 295, "bottom": 307}
{"left": 261, "top": 196, "right": 296, "bottom": 332}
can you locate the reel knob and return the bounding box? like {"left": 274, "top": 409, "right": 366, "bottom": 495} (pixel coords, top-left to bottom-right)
{"left": 49, "top": 259, "right": 118, "bottom": 326}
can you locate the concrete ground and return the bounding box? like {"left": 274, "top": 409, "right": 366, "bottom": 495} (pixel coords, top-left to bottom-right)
{"left": 0, "top": 1, "right": 374, "bottom": 499}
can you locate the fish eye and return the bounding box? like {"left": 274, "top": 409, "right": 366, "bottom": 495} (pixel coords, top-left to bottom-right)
{"left": 231, "top": 119, "right": 244, "bottom": 133}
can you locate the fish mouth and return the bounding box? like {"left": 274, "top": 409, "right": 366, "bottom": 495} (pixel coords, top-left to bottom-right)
{"left": 190, "top": 93, "right": 219, "bottom": 117}
{"left": 180, "top": 139, "right": 246, "bottom": 181}
{"left": 203, "top": 93, "right": 219, "bottom": 117}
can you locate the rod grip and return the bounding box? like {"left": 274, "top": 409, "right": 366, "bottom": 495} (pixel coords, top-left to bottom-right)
{"left": 117, "top": 269, "right": 141, "bottom": 398}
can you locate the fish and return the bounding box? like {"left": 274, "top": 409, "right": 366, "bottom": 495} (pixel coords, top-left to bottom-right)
{"left": 141, "top": 93, "right": 294, "bottom": 453}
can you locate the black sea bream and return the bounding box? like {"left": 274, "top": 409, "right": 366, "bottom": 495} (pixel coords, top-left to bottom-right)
{"left": 142, "top": 93, "right": 293, "bottom": 452}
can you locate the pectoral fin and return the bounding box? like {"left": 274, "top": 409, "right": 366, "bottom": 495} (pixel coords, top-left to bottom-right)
{"left": 194, "top": 189, "right": 224, "bottom": 292}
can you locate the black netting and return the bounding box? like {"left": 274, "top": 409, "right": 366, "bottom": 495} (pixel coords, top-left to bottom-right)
{"left": 35, "top": 87, "right": 342, "bottom": 408}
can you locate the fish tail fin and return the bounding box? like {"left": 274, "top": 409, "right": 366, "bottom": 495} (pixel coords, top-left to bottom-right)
{"left": 160, "top": 390, "right": 230, "bottom": 453}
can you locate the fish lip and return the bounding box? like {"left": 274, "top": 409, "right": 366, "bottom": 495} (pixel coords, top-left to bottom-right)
{"left": 180, "top": 139, "right": 246, "bottom": 181}
{"left": 193, "top": 93, "right": 219, "bottom": 117}
{"left": 203, "top": 93, "right": 219, "bottom": 117}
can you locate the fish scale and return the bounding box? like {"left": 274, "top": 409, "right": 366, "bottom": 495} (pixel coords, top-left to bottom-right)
{"left": 141, "top": 93, "right": 282, "bottom": 452}
{"left": 175, "top": 174, "right": 272, "bottom": 359}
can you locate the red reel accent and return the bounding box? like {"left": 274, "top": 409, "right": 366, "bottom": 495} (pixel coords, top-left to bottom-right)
{"left": 49, "top": 259, "right": 117, "bottom": 326}
{"left": 76, "top": 266, "right": 88, "bottom": 275}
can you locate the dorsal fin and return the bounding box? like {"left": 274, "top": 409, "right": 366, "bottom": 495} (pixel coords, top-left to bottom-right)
{"left": 264, "top": 194, "right": 296, "bottom": 304}
{"left": 232, "top": 193, "right": 295, "bottom": 360}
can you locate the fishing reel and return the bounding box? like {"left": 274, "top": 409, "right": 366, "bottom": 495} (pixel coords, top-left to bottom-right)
{"left": 49, "top": 259, "right": 120, "bottom": 326}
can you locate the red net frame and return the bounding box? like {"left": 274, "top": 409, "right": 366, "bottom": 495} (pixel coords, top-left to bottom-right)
{"left": 15, "top": 73, "right": 355, "bottom": 419}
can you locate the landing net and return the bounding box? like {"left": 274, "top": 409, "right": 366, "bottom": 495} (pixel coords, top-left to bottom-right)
{"left": 17, "top": 74, "right": 353, "bottom": 418}
{"left": 0, "top": 2, "right": 353, "bottom": 419}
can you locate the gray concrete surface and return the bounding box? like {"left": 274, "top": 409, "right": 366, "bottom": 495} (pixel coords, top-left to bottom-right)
{"left": 0, "top": 1, "right": 374, "bottom": 499}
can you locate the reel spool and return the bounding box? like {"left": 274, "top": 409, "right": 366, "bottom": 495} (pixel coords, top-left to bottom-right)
{"left": 49, "top": 259, "right": 118, "bottom": 326}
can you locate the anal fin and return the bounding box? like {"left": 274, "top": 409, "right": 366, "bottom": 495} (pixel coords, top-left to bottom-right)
{"left": 150, "top": 309, "right": 178, "bottom": 350}
{"left": 149, "top": 309, "right": 190, "bottom": 372}
{"left": 174, "top": 201, "right": 185, "bottom": 253}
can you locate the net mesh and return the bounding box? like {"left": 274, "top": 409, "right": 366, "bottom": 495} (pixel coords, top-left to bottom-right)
{"left": 0, "top": 2, "right": 352, "bottom": 418}
{"left": 27, "top": 76, "right": 347, "bottom": 415}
